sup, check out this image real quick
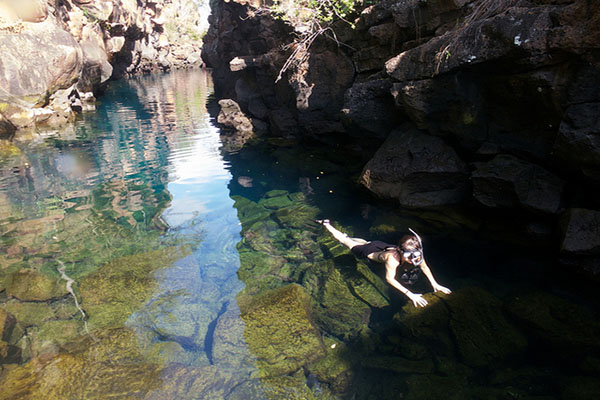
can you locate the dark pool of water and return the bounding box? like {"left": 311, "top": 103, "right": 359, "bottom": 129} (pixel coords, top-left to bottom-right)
{"left": 0, "top": 69, "right": 599, "bottom": 400}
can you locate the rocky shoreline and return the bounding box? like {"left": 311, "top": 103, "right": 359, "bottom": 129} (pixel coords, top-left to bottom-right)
{"left": 202, "top": 0, "right": 600, "bottom": 277}
{"left": 0, "top": 0, "right": 206, "bottom": 137}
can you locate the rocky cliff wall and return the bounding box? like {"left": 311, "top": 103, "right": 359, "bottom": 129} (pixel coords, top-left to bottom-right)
{"left": 202, "top": 0, "right": 600, "bottom": 275}
{"left": 0, "top": 0, "right": 206, "bottom": 137}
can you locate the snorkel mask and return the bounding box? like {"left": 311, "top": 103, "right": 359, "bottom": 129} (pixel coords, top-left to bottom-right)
{"left": 404, "top": 228, "right": 424, "bottom": 266}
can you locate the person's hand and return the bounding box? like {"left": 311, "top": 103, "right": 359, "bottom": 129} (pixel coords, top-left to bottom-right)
{"left": 433, "top": 284, "right": 452, "bottom": 294}
{"left": 407, "top": 292, "right": 428, "bottom": 307}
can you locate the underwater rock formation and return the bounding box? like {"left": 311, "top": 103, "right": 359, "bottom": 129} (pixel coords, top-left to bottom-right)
{"left": 4, "top": 270, "right": 68, "bottom": 302}
{"left": 239, "top": 284, "right": 326, "bottom": 377}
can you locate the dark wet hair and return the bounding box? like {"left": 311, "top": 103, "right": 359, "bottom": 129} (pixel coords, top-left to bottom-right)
{"left": 398, "top": 235, "right": 421, "bottom": 251}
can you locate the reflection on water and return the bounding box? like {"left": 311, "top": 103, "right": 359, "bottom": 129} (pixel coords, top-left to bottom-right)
{"left": 2, "top": 69, "right": 600, "bottom": 400}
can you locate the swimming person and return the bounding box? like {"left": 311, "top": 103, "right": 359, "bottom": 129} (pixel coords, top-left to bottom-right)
{"left": 316, "top": 219, "right": 451, "bottom": 307}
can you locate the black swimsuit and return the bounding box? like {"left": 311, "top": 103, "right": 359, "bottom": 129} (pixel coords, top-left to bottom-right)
{"left": 351, "top": 241, "right": 421, "bottom": 285}
{"left": 350, "top": 241, "right": 395, "bottom": 259}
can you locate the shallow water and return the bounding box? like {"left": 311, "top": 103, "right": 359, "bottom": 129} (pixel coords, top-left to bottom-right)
{"left": 1, "top": 69, "right": 599, "bottom": 400}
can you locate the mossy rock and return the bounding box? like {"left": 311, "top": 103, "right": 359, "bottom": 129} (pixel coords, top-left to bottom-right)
{"left": 263, "top": 189, "right": 289, "bottom": 199}
{"left": 240, "top": 284, "right": 326, "bottom": 377}
{"left": 272, "top": 201, "right": 319, "bottom": 229}
{"left": 306, "top": 339, "right": 357, "bottom": 393}
{"left": 61, "top": 327, "right": 145, "bottom": 364}
{"left": 258, "top": 193, "right": 293, "bottom": 210}
{"left": 237, "top": 249, "right": 286, "bottom": 282}
{"left": 394, "top": 292, "right": 455, "bottom": 356}
{"left": 0, "top": 300, "right": 55, "bottom": 327}
{"left": 4, "top": 269, "right": 68, "bottom": 301}
{"left": 309, "top": 262, "right": 372, "bottom": 340}
{"left": 445, "top": 287, "right": 527, "bottom": 368}
{"left": 80, "top": 248, "right": 181, "bottom": 329}
{"left": 0, "top": 352, "right": 164, "bottom": 400}
{"left": 29, "top": 320, "right": 82, "bottom": 358}
{"left": 342, "top": 260, "right": 390, "bottom": 308}
{"left": 232, "top": 195, "right": 271, "bottom": 229}
{"left": 506, "top": 291, "right": 600, "bottom": 350}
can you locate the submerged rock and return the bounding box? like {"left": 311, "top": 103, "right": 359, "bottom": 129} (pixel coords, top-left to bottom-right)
{"left": 239, "top": 284, "right": 326, "bottom": 377}
{"left": 306, "top": 260, "right": 372, "bottom": 340}
{"left": 445, "top": 287, "right": 527, "bottom": 368}
{"left": 506, "top": 291, "right": 600, "bottom": 351}
{"left": 210, "top": 301, "right": 256, "bottom": 371}
{"left": 0, "top": 300, "right": 55, "bottom": 327}
{"left": 79, "top": 247, "right": 183, "bottom": 329}
{"left": 394, "top": 287, "right": 527, "bottom": 368}
{"left": 4, "top": 269, "right": 68, "bottom": 302}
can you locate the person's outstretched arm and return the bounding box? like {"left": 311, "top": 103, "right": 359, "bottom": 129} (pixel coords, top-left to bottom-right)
{"left": 384, "top": 262, "right": 428, "bottom": 307}
{"left": 420, "top": 260, "right": 451, "bottom": 294}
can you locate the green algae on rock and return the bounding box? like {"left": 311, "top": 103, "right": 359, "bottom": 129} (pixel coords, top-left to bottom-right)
{"left": 306, "top": 261, "right": 372, "bottom": 340}
{"left": 27, "top": 319, "right": 82, "bottom": 358}
{"left": 4, "top": 270, "right": 68, "bottom": 302}
{"left": 0, "top": 301, "right": 56, "bottom": 328}
{"left": 506, "top": 291, "right": 600, "bottom": 350}
{"left": 239, "top": 284, "right": 326, "bottom": 378}
{"left": 446, "top": 287, "right": 527, "bottom": 368}
{"left": 306, "top": 340, "right": 357, "bottom": 394}
{"left": 79, "top": 247, "right": 185, "bottom": 330}
{"left": 395, "top": 287, "right": 528, "bottom": 368}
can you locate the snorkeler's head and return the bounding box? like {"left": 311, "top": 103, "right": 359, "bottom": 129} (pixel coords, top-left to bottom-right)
{"left": 399, "top": 231, "right": 424, "bottom": 266}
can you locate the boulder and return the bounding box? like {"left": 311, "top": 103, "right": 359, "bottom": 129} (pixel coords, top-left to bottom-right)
{"left": 359, "top": 128, "right": 469, "bottom": 208}
{"left": 554, "top": 102, "right": 600, "bottom": 181}
{"left": 77, "top": 39, "right": 113, "bottom": 92}
{"left": 5, "top": 269, "right": 68, "bottom": 302}
{"left": 239, "top": 284, "right": 326, "bottom": 377}
{"left": 306, "top": 260, "right": 373, "bottom": 340}
{"left": 507, "top": 291, "right": 600, "bottom": 351}
{"left": 80, "top": 248, "right": 181, "bottom": 329}
{"left": 0, "top": 17, "right": 82, "bottom": 107}
{"left": 445, "top": 287, "right": 527, "bottom": 368}
{"left": 559, "top": 208, "right": 600, "bottom": 255}
{"left": 341, "top": 79, "right": 400, "bottom": 137}
{"left": 472, "top": 154, "right": 565, "bottom": 214}
{"left": 217, "top": 99, "right": 254, "bottom": 135}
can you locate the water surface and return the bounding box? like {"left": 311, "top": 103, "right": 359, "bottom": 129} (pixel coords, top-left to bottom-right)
{"left": 1, "top": 69, "right": 599, "bottom": 400}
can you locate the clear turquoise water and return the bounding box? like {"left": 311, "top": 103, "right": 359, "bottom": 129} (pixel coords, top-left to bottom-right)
{"left": 1, "top": 69, "right": 599, "bottom": 400}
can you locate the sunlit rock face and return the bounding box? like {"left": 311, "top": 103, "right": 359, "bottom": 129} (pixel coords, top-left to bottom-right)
{"left": 0, "top": 0, "right": 207, "bottom": 137}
